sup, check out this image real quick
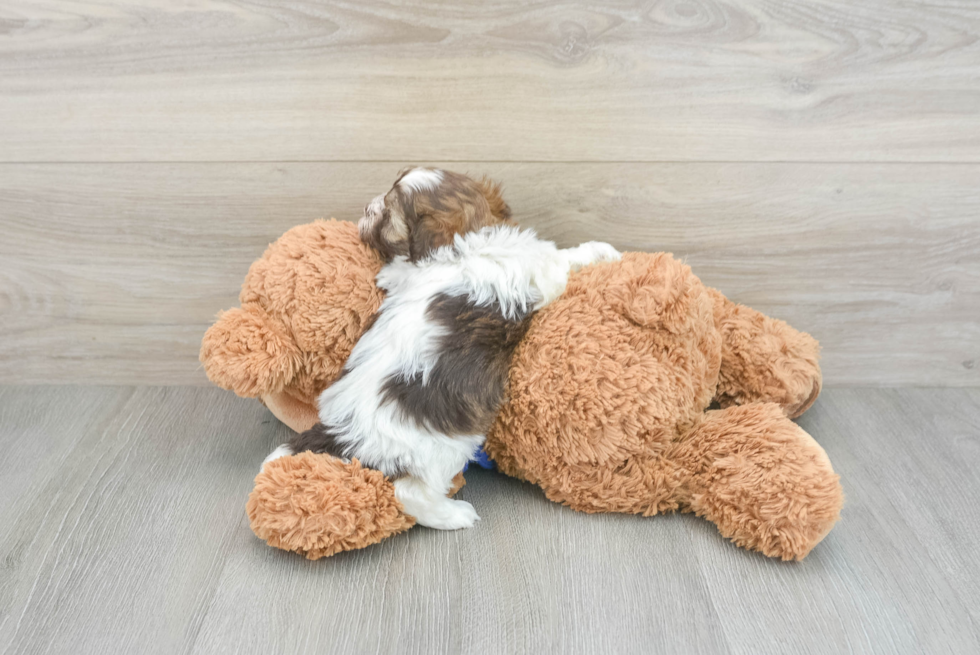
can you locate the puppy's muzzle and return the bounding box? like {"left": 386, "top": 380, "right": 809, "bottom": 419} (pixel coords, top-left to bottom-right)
{"left": 358, "top": 194, "right": 386, "bottom": 241}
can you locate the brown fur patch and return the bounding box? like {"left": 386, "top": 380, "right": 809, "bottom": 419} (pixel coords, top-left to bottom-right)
{"left": 364, "top": 193, "right": 410, "bottom": 261}
{"left": 360, "top": 169, "right": 512, "bottom": 263}
{"left": 382, "top": 293, "right": 532, "bottom": 436}
{"left": 404, "top": 170, "right": 508, "bottom": 261}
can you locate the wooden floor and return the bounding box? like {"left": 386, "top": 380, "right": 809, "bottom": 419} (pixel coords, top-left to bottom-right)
{"left": 0, "top": 385, "right": 977, "bottom": 654}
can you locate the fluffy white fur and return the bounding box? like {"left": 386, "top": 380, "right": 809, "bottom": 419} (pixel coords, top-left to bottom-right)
{"left": 398, "top": 168, "right": 443, "bottom": 193}
{"left": 262, "top": 444, "right": 293, "bottom": 469}
{"left": 263, "top": 224, "right": 620, "bottom": 530}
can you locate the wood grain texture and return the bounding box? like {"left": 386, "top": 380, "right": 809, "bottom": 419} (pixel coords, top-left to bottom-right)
{"left": 0, "top": 1, "right": 978, "bottom": 162}
{"left": 699, "top": 387, "right": 980, "bottom": 654}
{"left": 0, "top": 386, "right": 978, "bottom": 654}
{"left": 1, "top": 162, "right": 977, "bottom": 386}
{"left": 0, "top": 386, "right": 275, "bottom": 655}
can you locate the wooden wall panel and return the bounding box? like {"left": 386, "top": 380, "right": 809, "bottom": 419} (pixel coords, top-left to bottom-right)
{"left": 1, "top": 1, "right": 978, "bottom": 386}
{"left": 1, "top": 162, "right": 976, "bottom": 386}
{"left": 0, "top": 0, "right": 978, "bottom": 163}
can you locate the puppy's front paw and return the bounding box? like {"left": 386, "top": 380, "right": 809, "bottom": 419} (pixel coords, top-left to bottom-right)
{"left": 566, "top": 241, "right": 621, "bottom": 271}
{"left": 580, "top": 241, "right": 621, "bottom": 264}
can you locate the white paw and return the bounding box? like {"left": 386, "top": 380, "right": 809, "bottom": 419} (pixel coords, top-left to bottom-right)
{"left": 417, "top": 499, "right": 481, "bottom": 531}
{"left": 579, "top": 241, "right": 621, "bottom": 265}
{"left": 533, "top": 273, "right": 569, "bottom": 311}
{"left": 260, "top": 444, "right": 293, "bottom": 472}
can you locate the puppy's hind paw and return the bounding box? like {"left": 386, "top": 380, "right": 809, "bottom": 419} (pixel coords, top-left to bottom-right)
{"left": 260, "top": 444, "right": 294, "bottom": 472}
{"left": 420, "top": 499, "right": 481, "bottom": 531}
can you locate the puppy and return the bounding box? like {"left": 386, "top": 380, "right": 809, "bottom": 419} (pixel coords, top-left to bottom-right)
{"left": 263, "top": 168, "right": 619, "bottom": 530}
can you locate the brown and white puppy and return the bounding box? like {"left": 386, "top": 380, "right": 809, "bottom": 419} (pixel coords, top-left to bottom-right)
{"left": 358, "top": 167, "right": 512, "bottom": 262}
{"left": 264, "top": 168, "right": 620, "bottom": 530}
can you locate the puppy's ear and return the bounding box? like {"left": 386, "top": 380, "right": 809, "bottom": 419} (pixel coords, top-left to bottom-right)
{"left": 383, "top": 206, "right": 410, "bottom": 245}
{"left": 362, "top": 193, "right": 413, "bottom": 261}
{"left": 478, "top": 176, "right": 512, "bottom": 222}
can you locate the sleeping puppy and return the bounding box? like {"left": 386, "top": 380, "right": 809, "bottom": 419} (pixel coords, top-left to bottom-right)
{"left": 263, "top": 168, "right": 619, "bottom": 529}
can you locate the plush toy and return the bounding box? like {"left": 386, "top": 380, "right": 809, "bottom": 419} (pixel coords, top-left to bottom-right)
{"left": 201, "top": 219, "right": 841, "bottom": 561}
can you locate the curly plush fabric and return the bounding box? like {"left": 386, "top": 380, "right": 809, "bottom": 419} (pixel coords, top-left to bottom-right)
{"left": 204, "top": 220, "right": 840, "bottom": 561}
{"left": 486, "top": 252, "right": 721, "bottom": 499}
{"left": 247, "top": 452, "right": 415, "bottom": 560}
{"left": 672, "top": 403, "right": 841, "bottom": 561}
{"left": 201, "top": 220, "right": 384, "bottom": 399}
{"left": 707, "top": 289, "right": 822, "bottom": 419}
{"left": 199, "top": 303, "right": 304, "bottom": 398}
{"left": 483, "top": 254, "right": 840, "bottom": 560}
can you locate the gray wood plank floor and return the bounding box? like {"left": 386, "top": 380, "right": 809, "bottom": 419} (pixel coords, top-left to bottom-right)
{"left": 1, "top": 386, "right": 978, "bottom": 654}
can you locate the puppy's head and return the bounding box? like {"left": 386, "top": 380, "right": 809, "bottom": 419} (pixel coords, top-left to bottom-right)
{"left": 358, "top": 167, "right": 512, "bottom": 262}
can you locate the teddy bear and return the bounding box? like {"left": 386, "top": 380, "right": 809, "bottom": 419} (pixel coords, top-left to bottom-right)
{"left": 200, "top": 219, "right": 841, "bottom": 561}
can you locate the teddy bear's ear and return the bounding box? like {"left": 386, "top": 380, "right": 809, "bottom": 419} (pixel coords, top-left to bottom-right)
{"left": 594, "top": 252, "right": 709, "bottom": 333}
{"left": 200, "top": 303, "right": 302, "bottom": 398}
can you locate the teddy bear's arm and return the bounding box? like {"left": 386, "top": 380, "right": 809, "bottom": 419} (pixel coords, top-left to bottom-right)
{"left": 706, "top": 288, "right": 822, "bottom": 419}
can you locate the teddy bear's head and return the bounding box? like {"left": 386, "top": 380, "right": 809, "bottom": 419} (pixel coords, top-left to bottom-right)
{"left": 200, "top": 220, "right": 383, "bottom": 425}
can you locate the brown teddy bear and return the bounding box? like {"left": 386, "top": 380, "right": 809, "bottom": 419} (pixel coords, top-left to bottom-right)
{"left": 201, "top": 219, "right": 841, "bottom": 561}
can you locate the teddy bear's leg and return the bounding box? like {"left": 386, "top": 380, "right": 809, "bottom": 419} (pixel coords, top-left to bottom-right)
{"left": 707, "top": 288, "right": 822, "bottom": 418}
{"left": 497, "top": 405, "right": 839, "bottom": 560}
{"left": 669, "top": 402, "right": 842, "bottom": 560}
{"left": 248, "top": 453, "right": 470, "bottom": 559}
{"left": 247, "top": 452, "right": 416, "bottom": 560}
